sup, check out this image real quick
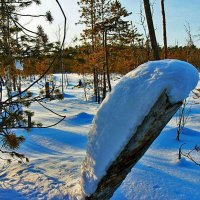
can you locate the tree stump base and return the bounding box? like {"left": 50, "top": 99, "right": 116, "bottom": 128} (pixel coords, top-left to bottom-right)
{"left": 85, "top": 91, "right": 182, "bottom": 200}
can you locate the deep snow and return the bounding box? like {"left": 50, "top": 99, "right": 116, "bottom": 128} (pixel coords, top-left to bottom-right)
{"left": 0, "top": 63, "right": 199, "bottom": 200}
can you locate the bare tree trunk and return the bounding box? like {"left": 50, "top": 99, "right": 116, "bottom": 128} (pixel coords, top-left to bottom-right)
{"left": 97, "top": 72, "right": 100, "bottom": 104}
{"left": 85, "top": 91, "right": 181, "bottom": 199}
{"left": 61, "top": 47, "right": 64, "bottom": 94}
{"left": 93, "top": 64, "right": 98, "bottom": 103}
{"left": 28, "top": 113, "right": 32, "bottom": 128}
{"left": 104, "top": 30, "right": 111, "bottom": 92}
{"left": 176, "top": 99, "right": 187, "bottom": 141}
{"left": 45, "top": 82, "right": 50, "bottom": 98}
{"left": 12, "top": 75, "right": 17, "bottom": 91}
{"left": 143, "top": 0, "right": 160, "bottom": 60}
{"left": 91, "top": 0, "right": 98, "bottom": 102}
{"left": 102, "top": 31, "right": 107, "bottom": 100}
{"left": 161, "top": 0, "right": 168, "bottom": 59}
{"left": 5, "top": 66, "right": 12, "bottom": 98}
{"left": 93, "top": 67, "right": 98, "bottom": 102}
{"left": 102, "top": 68, "right": 106, "bottom": 100}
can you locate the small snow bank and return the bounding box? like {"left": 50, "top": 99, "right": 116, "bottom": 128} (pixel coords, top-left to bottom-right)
{"left": 67, "top": 112, "right": 94, "bottom": 126}
{"left": 81, "top": 59, "right": 199, "bottom": 196}
{"left": 64, "top": 93, "right": 76, "bottom": 99}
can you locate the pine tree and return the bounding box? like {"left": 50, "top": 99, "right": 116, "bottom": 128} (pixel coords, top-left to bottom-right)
{"left": 78, "top": 0, "right": 142, "bottom": 101}
{"left": 77, "top": 0, "right": 100, "bottom": 102}
{"left": 95, "top": 0, "right": 135, "bottom": 93}
{"left": 0, "top": 0, "right": 64, "bottom": 169}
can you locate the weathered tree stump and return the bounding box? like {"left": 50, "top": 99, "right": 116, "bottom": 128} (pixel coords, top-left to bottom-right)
{"left": 85, "top": 91, "right": 182, "bottom": 200}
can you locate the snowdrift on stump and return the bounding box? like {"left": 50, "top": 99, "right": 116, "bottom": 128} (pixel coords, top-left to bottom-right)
{"left": 81, "top": 59, "right": 199, "bottom": 197}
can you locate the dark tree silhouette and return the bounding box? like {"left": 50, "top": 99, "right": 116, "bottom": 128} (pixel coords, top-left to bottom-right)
{"left": 143, "top": 0, "right": 160, "bottom": 60}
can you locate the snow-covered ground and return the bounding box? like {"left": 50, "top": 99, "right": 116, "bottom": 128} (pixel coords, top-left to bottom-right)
{"left": 0, "top": 69, "right": 200, "bottom": 200}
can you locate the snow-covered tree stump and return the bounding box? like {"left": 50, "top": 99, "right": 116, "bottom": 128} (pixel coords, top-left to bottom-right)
{"left": 85, "top": 91, "right": 181, "bottom": 199}
{"left": 81, "top": 60, "right": 199, "bottom": 200}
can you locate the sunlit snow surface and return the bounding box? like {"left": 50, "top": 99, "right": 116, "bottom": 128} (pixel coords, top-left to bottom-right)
{"left": 0, "top": 60, "right": 199, "bottom": 200}
{"left": 81, "top": 60, "right": 199, "bottom": 196}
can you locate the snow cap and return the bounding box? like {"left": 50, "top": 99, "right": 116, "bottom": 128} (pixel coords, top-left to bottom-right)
{"left": 81, "top": 59, "right": 199, "bottom": 196}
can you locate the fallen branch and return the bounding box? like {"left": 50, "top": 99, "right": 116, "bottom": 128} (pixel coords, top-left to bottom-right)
{"left": 179, "top": 143, "right": 200, "bottom": 166}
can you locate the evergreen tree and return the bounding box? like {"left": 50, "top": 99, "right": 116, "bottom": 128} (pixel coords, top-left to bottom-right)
{"left": 77, "top": 0, "right": 142, "bottom": 101}
{"left": 77, "top": 0, "right": 100, "bottom": 102}
{"left": 0, "top": 0, "right": 64, "bottom": 169}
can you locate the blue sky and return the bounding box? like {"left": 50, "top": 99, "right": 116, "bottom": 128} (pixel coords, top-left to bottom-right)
{"left": 24, "top": 0, "right": 200, "bottom": 47}
{"left": 122, "top": 0, "right": 200, "bottom": 46}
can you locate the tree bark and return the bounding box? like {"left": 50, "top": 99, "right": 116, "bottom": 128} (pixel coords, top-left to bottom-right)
{"left": 161, "top": 0, "right": 168, "bottom": 59}
{"left": 85, "top": 91, "right": 182, "bottom": 200}
{"left": 143, "top": 0, "right": 160, "bottom": 60}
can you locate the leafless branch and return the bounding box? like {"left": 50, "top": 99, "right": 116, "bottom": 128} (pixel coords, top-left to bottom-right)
{"left": 179, "top": 144, "right": 200, "bottom": 166}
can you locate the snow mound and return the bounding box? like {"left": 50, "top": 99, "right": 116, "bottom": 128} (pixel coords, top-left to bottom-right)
{"left": 67, "top": 112, "right": 94, "bottom": 125}
{"left": 64, "top": 93, "right": 76, "bottom": 98}
{"left": 81, "top": 59, "right": 199, "bottom": 196}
